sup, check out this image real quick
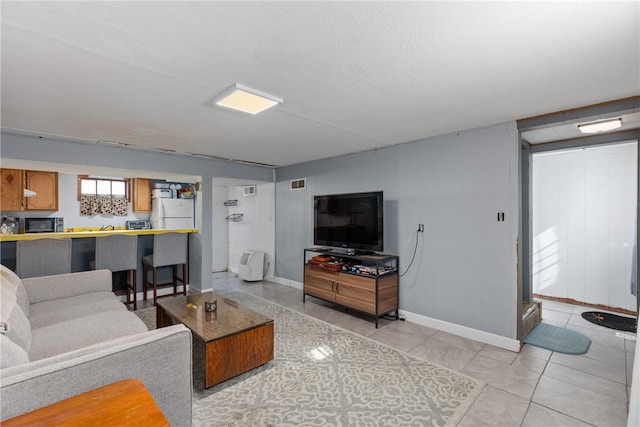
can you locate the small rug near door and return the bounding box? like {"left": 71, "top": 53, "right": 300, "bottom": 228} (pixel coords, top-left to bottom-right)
{"left": 523, "top": 323, "right": 591, "bottom": 355}
{"left": 581, "top": 311, "right": 637, "bottom": 333}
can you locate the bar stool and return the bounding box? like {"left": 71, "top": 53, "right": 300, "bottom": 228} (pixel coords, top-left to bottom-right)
{"left": 16, "top": 238, "right": 72, "bottom": 278}
{"left": 142, "top": 232, "right": 188, "bottom": 305}
{"left": 90, "top": 235, "right": 138, "bottom": 310}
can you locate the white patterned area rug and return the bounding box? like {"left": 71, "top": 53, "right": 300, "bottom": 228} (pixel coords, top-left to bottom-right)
{"left": 136, "top": 291, "right": 484, "bottom": 426}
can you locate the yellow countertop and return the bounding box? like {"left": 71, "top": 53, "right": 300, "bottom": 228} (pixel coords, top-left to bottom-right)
{"left": 0, "top": 229, "right": 197, "bottom": 242}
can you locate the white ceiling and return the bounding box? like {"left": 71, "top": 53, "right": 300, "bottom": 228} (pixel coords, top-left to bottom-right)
{"left": 2, "top": 2, "right": 639, "bottom": 167}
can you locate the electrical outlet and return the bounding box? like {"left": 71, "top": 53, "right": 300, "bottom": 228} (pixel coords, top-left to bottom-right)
{"left": 418, "top": 224, "right": 424, "bottom": 232}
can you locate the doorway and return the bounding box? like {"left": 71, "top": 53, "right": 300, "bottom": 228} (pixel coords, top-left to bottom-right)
{"left": 211, "top": 178, "right": 276, "bottom": 278}
{"left": 531, "top": 141, "right": 637, "bottom": 313}
{"left": 517, "top": 97, "right": 640, "bottom": 338}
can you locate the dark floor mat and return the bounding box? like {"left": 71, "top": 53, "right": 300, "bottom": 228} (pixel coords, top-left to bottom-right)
{"left": 581, "top": 311, "right": 637, "bottom": 333}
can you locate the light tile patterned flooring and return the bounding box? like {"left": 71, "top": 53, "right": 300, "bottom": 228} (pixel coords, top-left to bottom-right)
{"left": 186, "top": 272, "right": 635, "bottom": 426}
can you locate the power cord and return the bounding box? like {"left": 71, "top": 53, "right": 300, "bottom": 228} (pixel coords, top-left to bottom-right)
{"left": 262, "top": 261, "right": 270, "bottom": 279}
{"left": 399, "top": 229, "right": 420, "bottom": 277}
{"left": 384, "top": 228, "right": 421, "bottom": 322}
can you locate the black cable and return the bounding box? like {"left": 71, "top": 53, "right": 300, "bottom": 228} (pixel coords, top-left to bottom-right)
{"left": 399, "top": 230, "right": 420, "bottom": 277}
{"left": 382, "top": 312, "right": 406, "bottom": 322}
{"left": 263, "top": 261, "right": 270, "bottom": 278}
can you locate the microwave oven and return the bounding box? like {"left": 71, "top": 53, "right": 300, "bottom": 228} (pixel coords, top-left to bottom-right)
{"left": 24, "top": 217, "right": 64, "bottom": 233}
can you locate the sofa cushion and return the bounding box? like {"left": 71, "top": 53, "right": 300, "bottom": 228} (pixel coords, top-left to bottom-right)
{"left": 22, "top": 270, "right": 113, "bottom": 305}
{"left": 2, "top": 305, "right": 32, "bottom": 354}
{"left": 0, "top": 334, "right": 29, "bottom": 369}
{"left": 29, "top": 292, "right": 126, "bottom": 330}
{"left": 1, "top": 277, "right": 32, "bottom": 354}
{"left": 1, "top": 265, "right": 29, "bottom": 317}
{"left": 29, "top": 310, "right": 148, "bottom": 361}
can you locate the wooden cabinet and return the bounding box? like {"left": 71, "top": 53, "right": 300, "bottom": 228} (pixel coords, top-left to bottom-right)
{"left": 304, "top": 266, "right": 338, "bottom": 303}
{"left": 0, "top": 169, "right": 58, "bottom": 211}
{"left": 25, "top": 170, "right": 58, "bottom": 210}
{"left": 132, "top": 178, "right": 151, "bottom": 212}
{"left": 1, "top": 169, "right": 24, "bottom": 211}
{"left": 303, "top": 249, "right": 399, "bottom": 327}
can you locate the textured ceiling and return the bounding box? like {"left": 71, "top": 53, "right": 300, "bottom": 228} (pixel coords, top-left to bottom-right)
{"left": 2, "top": 2, "right": 639, "bottom": 167}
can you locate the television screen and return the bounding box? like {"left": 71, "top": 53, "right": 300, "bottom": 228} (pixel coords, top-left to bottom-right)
{"left": 314, "top": 191, "right": 383, "bottom": 252}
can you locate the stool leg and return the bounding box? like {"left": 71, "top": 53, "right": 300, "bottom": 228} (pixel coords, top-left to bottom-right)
{"left": 152, "top": 267, "right": 158, "bottom": 305}
{"left": 143, "top": 264, "right": 148, "bottom": 301}
{"left": 181, "top": 263, "right": 187, "bottom": 295}
{"left": 172, "top": 265, "right": 178, "bottom": 295}
{"left": 125, "top": 270, "right": 131, "bottom": 307}
{"left": 131, "top": 269, "right": 137, "bottom": 311}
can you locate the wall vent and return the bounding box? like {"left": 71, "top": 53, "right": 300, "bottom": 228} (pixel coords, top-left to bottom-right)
{"left": 290, "top": 178, "right": 306, "bottom": 191}
{"left": 243, "top": 185, "right": 256, "bottom": 196}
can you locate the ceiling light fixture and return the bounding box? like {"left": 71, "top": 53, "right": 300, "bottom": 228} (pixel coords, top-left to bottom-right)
{"left": 214, "top": 83, "right": 283, "bottom": 115}
{"left": 577, "top": 118, "right": 622, "bottom": 134}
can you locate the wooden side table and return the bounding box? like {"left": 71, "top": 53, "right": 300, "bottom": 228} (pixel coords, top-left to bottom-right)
{"left": 2, "top": 378, "right": 168, "bottom": 426}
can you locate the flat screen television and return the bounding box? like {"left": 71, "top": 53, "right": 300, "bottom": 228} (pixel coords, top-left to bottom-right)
{"left": 314, "top": 191, "right": 383, "bottom": 252}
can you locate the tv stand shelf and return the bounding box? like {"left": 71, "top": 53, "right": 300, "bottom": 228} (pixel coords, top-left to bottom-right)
{"left": 303, "top": 248, "right": 399, "bottom": 327}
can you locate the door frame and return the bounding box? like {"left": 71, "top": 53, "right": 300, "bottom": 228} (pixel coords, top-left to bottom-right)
{"left": 518, "top": 101, "right": 640, "bottom": 339}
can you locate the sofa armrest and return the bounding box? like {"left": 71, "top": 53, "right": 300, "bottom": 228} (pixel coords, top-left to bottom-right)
{"left": 22, "top": 270, "right": 113, "bottom": 304}
{"left": 0, "top": 325, "right": 193, "bottom": 427}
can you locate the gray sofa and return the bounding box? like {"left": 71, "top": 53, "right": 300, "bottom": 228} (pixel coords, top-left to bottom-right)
{"left": 0, "top": 265, "right": 192, "bottom": 426}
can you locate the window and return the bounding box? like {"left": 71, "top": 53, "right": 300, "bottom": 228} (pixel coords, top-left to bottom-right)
{"left": 78, "top": 176, "right": 129, "bottom": 200}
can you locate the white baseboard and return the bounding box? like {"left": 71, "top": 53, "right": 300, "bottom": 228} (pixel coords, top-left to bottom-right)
{"left": 272, "top": 278, "right": 519, "bottom": 352}
{"left": 274, "top": 277, "right": 303, "bottom": 290}
{"left": 399, "top": 309, "right": 521, "bottom": 352}
{"left": 119, "top": 285, "right": 190, "bottom": 304}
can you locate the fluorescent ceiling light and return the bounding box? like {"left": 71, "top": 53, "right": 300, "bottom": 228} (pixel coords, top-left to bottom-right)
{"left": 215, "top": 84, "right": 283, "bottom": 115}
{"left": 577, "top": 118, "right": 622, "bottom": 134}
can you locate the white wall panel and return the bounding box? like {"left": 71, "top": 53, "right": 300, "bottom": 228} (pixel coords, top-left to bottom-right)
{"left": 533, "top": 142, "right": 637, "bottom": 311}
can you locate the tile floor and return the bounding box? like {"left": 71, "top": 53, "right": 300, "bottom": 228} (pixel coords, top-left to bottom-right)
{"left": 200, "top": 272, "right": 636, "bottom": 426}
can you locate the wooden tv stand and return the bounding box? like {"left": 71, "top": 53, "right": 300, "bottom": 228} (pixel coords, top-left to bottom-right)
{"left": 303, "top": 248, "right": 399, "bottom": 327}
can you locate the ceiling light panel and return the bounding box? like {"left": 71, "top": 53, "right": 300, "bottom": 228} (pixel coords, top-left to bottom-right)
{"left": 215, "top": 84, "right": 283, "bottom": 115}
{"left": 577, "top": 118, "right": 622, "bottom": 134}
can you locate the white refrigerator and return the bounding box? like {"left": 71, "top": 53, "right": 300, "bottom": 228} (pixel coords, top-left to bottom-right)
{"left": 150, "top": 198, "right": 195, "bottom": 230}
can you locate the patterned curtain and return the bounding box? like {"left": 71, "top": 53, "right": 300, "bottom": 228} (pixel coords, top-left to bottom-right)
{"left": 80, "top": 195, "right": 128, "bottom": 216}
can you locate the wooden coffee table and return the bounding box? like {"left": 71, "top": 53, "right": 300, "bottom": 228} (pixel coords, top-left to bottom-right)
{"left": 156, "top": 291, "right": 274, "bottom": 388}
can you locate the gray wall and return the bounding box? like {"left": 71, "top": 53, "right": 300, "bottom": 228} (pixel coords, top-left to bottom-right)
{"left": 276, "top": 122, "right": 520, "bottom": 339}
{"left": 1, "top": 132, "right": 273, "bottom": 291}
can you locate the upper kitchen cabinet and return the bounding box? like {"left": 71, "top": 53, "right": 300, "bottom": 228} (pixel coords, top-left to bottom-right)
{"left": 0, "top": 169, "right": 58, "bottom": 211}
{"left": 25, "top": 171, "right": 58, "bottom": 210}
{"left": 1, "top": 169, "right": 25, "bottom": 211}
{"left": 132, "top": 178, "right": 151, "bottom": 212}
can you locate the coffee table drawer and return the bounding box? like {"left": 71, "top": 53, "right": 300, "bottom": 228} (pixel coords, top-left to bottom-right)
{"left": 205, "top": 322, "right": 274, "bottom": 388}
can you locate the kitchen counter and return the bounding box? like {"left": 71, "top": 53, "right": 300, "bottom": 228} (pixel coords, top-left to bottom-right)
{"left": 0, "top": 228, "right": 197, "bottom": 242}
{"left": 1, "top": 229, "right": 198, "bottom": 293}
